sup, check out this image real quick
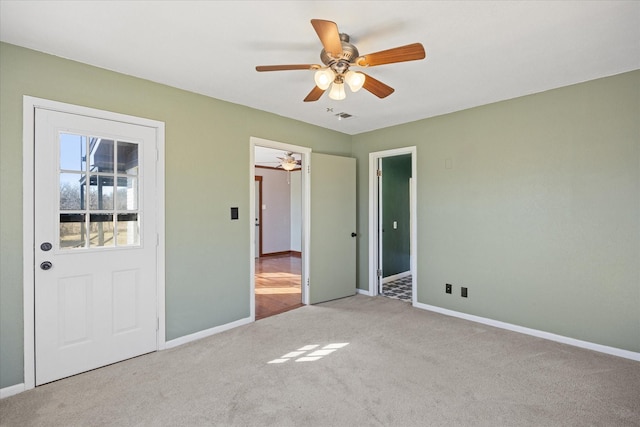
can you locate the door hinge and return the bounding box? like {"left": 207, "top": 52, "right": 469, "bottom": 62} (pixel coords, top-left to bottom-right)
{"left": 377, "top": 269, "right": 382, "bottom": 278}
{"left": 157, "top": 318, "right": 160, "bottom": 331}
{"left": 307, "top": 278, "right": 310, "bottom": 287}
{"left": 376, "top": 169, "right": 382, "bottom": 177}
{"left": 307, "top": 165, "right": 311, "bottom": 174}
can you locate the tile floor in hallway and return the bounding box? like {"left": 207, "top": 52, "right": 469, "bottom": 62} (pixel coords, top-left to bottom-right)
{"left": 381, "top": 275, "right": 412, "bottom": 302}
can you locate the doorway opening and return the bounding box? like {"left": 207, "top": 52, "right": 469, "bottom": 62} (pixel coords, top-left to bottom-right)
{"left": 251, "top": 139, "right": 310, "bottom": 320}
{"left": 368, "top": 147, "right": 417, "bottom": 304}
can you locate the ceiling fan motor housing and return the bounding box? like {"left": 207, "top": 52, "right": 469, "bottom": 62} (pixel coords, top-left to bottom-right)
{"left": 320, "top": 33, "right": 359, "bottom": 75}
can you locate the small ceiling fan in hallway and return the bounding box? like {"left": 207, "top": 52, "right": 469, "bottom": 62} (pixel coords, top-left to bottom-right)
{"left": 276, "top": 152, "right": 302, "bottom": 171}
{"left": 255, "top": 19, "right": 426, "bottom": 102}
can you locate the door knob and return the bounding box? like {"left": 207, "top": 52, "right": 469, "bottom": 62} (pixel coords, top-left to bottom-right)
{"left": 40, "top": 261, "right": 53, "bottom": 270}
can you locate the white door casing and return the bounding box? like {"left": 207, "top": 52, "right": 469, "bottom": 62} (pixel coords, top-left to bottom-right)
{"left": 23, "top": 97, "right": 166, "bottom": 390}
{"left": 309, "top": 153, "right": 357, "bottom": 304}
{"left": 249, "top": 140, "right": 356, "bottom": 312}
{"left": 368, "top": 147, "right": 417, "bottom": 304}
{"left": 377, "top": 157, "right": 384, "bottom": 295}
{"left": 250, "top": 137, "right": 310, "bottom": 315}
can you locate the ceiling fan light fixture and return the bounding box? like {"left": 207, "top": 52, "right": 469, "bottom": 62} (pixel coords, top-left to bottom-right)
{"left": 281, "top": 161, "right": 297, "bottom": 171}
{"left": 329, "top": 82, "right": 346, "bottom": 100}
{"left": 314, "top": 68, "right": 335, "bottom": 90}
{"left": 344, "top": 70, "right": 365, "bottom": 92}
{"left": 279, "top": 152, "right": 299, "bottom": 170}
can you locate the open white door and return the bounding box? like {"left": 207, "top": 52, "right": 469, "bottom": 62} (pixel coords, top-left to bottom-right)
{"left": 309, "top": 153, "right": 356, "bottom": 304}
{"left": 34, "top": 108, "right": 158, "bottom": 385}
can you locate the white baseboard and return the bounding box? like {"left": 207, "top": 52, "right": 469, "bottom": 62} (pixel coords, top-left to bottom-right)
{"left": 1, "top": 383, "right": 25, "bottom": 399}
{"left": 164, "top": 316, "right": 252, "bottom": 349}
{"left": 356, "top": 288, "right": 372, "bottom": 296}
{"left": 414, "top": 302, "right": 640, "bottom": 362}
{"left": 382, "top": 271, "right": 411, "bottom": 284}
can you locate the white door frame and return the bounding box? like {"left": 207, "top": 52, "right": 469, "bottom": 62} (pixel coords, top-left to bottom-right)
{"left": 22, "top": 96, "right": 166, "bottom": 391}
{"left": 250, "top": 137, "right": 311, "bottom": 318}
{"left": 368, "top": 147, "right": 418, "bottom": 304}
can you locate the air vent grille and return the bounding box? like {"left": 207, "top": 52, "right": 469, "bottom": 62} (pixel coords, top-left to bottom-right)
{"left": 335, "top": 112, "right": 353, "bottom": 119}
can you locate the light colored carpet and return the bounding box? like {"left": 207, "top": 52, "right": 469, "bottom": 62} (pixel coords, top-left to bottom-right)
{"left": 1, "top": 295, "right": 639, "bottom": 426}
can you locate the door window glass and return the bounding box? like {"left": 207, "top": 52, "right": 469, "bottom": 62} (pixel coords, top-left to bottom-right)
{"left": 58, "top": 133, "right": 140, "bottom": 249}
{"left": 117, "top": 141, "right": 138, "bottom": 175}
{"left": 117, "top": 213, "right": 139, "bottom": 246}
{"left": 60, "top": 134, "right": 86, "bottom": 171}
{"left": 89, "top": 213, "right": 115, "bottom": 248}
{"left": 59, "top": 213, "right": 86, "bottom": 249}
{"left": 116, "top": 177, "right": 138, "bottom": 210}
{"left": 88, "top": 176, "right": 114, "bottom": 210}
{"left": 59, "top": 173, "right": 86, "bottom": 210}
{"left": 89, "top": 139, "right": 114, "bottom": 173}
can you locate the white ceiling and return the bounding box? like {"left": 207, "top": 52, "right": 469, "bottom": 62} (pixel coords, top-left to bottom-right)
{"left": 1, "top": 1, "right": 638, "bottom": 135}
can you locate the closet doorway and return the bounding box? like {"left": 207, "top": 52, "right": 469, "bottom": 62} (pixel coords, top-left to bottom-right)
{"left": 368, "top": 147, "right": 417, "bottom": 304}
{"left": 253, "top": 145, "right": 304, "bottom": 319}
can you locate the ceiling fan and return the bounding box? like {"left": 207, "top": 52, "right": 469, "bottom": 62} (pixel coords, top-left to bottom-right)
{"left": 277, "top": 152, "right": 302, "bottom": 171}
{"left": 256, "top": 19, "right": 426, "bottom": 102}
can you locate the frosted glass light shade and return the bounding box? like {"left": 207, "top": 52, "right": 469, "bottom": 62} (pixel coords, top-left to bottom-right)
{"left": 345, "top": 71, "right": 366, "bottom": 92}
{"left": 328, "top": 83, "right": 346, "bottom": 100}
{"left": 314, "top": 68, "right": 335, "bottom": 90}
{"left": 281, "top": 161, "right": 297, "bottom": 171}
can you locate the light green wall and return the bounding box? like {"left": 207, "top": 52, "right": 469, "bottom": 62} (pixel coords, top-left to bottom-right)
{"left": 0, "top": 42, "right": 352, "bottom": 388}
{"left": 2, "top": 41, "right": 638, "bottom": 390}
{"left": 353, "top": 70, "right": 640, "bottom": 353}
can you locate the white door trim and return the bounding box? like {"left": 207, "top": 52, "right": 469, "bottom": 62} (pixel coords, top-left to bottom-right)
{"left": 22, "top": 96, "right": 166, "bottom": 391}
{"left": 368, "top": 147, "right": 418, "bottom": 304}
{"left": 249, "top": 137, "right": 311, "bottom": 318}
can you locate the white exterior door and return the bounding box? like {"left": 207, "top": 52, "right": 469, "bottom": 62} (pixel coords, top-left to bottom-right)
{"left": 34, "top": 108, "right": 158, "bottom": 385}
{"left": 309, "top": 153, "right": 356, "bottom": 304}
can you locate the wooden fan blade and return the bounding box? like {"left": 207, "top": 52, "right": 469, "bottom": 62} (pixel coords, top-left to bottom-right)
{"left": 304, "top": 86, "right": 326, "bottom": 102}
{"left": 361, "top": 73, "right": 395, "bottom": 98}
{"left": 310, "top": 19, "right": 343, "bottom": 57}
{"left": 356, "top": 43, "right": 426, "bottom": 67}
{"left": 256, "top": 64, "right": 320, "bottom": 72}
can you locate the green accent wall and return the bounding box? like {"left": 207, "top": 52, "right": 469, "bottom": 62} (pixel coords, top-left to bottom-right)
{"left": 353, "top": 70, "right": 640, "bottom": 354}
{"left": 0, "top": 42, "right": 352, "bottom": 388}
{"left": 1, "top": 41, "right": 639, "bottom": 390}
{"left": 382, "top": 154, "right": 411, "bottom": 277}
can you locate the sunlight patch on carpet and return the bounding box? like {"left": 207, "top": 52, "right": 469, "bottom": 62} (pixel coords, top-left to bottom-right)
{"left": 268, "top": 343, "right": 349, "bottom": 364}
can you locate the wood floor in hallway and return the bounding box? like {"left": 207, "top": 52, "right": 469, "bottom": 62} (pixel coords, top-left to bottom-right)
{"left": 255, "top": 254, "right": 303, "bottom": 320}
